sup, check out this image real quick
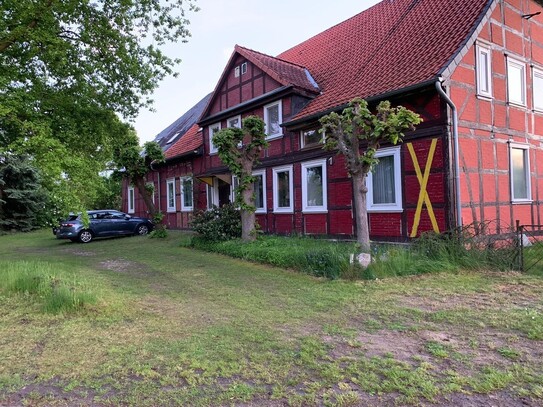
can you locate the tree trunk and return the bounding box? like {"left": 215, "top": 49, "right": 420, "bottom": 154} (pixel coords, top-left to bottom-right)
{"left": 240, "top": 162, "right": 256, "bottom": 242}
{"left": 352, "top": 174, "right": 370, "bottom": 252}
{"left": 134, "top": 176, "right": 157, "bottom": 217}
{"left": 241, "top": 184, "right": 256, "bottom": 242}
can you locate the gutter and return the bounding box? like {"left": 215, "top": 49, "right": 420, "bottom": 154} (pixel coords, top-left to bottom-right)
{"left": 282, "top": 78, "right": 438, "bottom": 130}
{"left": 435, "top": 79, "right": 462, "bottom": 229}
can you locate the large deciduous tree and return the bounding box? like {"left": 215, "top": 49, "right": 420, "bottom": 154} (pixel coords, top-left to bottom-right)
{"left": 320, "top": 99, "right": 421, "bottom": 252}
{"left": 213, "top": 116, "right": 269, "bottom": 242}
{"left": 0, "top": 0, "right": 197, "bottom": 216}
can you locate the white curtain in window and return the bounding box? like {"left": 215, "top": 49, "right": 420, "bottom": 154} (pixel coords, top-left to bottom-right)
{"left": 372, "top": 155, "right": 395, "bottom": 204}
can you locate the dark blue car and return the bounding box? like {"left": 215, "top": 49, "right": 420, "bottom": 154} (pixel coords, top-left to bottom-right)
{"left": 56, "top": 210, "right": 154, "bottom": 243}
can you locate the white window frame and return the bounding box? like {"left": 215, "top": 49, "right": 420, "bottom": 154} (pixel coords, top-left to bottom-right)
{"left": 209, "top": 122, "right": 221, "bottom": 155}
{"left": 180, "top": 176, "right": 193, "bottom": 212}
{"left": 206, "top": 179, "right": 218, "bottom": 210}
{"left": 272, "top": 165, "right": 293, "bottom": 213}
{"left": 301, "top": 159, "right": 327, "bottom": 213}
{"left": 533, "top": 67, "right": 543, "bottom": 112}
{"left": 366, "top": 147, "right": 403, "bottom": 212}
{"left": 127, "top": 186, "right": 135, "bottom": 214}
{"left": 506, "top": 56, "right": 526, "bottom": 106}
{"left": 264, "top": 101, "right": 283, "bottom": 140}
{"left": 509, "top": 142, "right": 532, "bottom": 203}
{"left": 234, "top": 66, "right": 240, "bottom": 78}
{"left": 252, "top": 170, "right": 267, "bottom": 214}
{"left": 227, "top": 115, "right": 242, "bottom": 129}
{"left": 301, "top": 129, "right": 324, "bottom": 149}
{"left": 476, "top": 43, "right": 492, "bottom": 98}
{"left": 166, "top": 178, "right": 176, "bottom": 213}
{"left": 241, "top": 62, "right": 248, "bottom": 75}
{"left": 230, "top": 175, "right": 239, "bottom": 204}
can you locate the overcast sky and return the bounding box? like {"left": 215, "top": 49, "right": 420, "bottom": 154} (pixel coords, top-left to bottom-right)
{"left": 133, "top": 0, "right": 381, "bottom": 144}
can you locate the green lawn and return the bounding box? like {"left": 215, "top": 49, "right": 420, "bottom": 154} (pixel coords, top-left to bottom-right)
{"left": 0, "top": 230, "right": 542, "bottom": 406}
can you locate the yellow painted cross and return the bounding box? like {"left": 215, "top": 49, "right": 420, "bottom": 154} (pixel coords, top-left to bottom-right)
{"left": 407, "top": 139, "right": 440, "bottom": 237}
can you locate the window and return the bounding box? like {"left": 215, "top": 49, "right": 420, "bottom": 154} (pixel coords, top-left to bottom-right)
{"left": 230, "top": 175, "right": 239, "bottom": 204}
{"left": 476, "top": 44, "right": 492, "bottom": 97}
{"left": 206, "top": 181, "right": 217, "bottom": 210}
{"left": 166, "top": 131, "right": 181, "bottom": 145}
{"left": 507, "top": 57, "right": 526, "bottom": 106}
{"left": 272, "top": 165, "right": 293, "bottom": 213}
{"left": 209, "top": 122, "right": 221, "bottom": 154}
{"left": 301, "top": 129, "right": 324, "bottom": 148}
{"left": 253, "top": 170, "right": 266, "bottom": 213}
{"left": 234, "top": 66, "right": 240, "bottom": 78}
{"left": 509, "top": 143, "right": 531, "bottom": 202}
{"left": 533, "top": 67, "right": 543, "bottom": 111}
{"left": 366, "top": 147, "right": 402, "bottom": 212}
{"left": 146, "top": 182, "right": 155, "bottom": 204}
{"left": 264, "top": 101, "right": 283, "bottom": 139}
{"left": 127, "top": 186, "right": 135, "bottom": 214}
{"left": 227, "top": 115, "right": 241, "bottom": 129}
{"left": 166, "top": 178, "right": 176, "bottom": 212}
{"left": 181, "top": 177, "right": 193, "bottom": 211}
{"left": 302, "top": 159, "right": 327, "bottom": 213}
{"left": 241, "top": 62, "right": 248, "bottom": 75}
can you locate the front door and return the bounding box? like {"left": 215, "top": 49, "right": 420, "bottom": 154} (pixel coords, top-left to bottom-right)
{"left": 218, "top": 179, "right": 231, "bottom": 207}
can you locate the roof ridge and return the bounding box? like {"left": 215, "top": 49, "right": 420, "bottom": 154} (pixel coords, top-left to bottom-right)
{"left": 235, "top": 44, "right": 312, "bottom": 71}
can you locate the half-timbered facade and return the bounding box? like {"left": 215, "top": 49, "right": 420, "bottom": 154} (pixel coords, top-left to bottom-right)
{"left": 124, "top": 0, "right": 543, "bottom": 241}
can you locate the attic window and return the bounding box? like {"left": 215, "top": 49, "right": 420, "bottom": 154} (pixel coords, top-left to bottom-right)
{"left": 234, "top": 66, "right": 240, "bottom": 78}
{"left": 241, "top": 62, "right": 247, "bottom": 75}
{"left": 166, "top": 132, "right": 181, "bottom": 144}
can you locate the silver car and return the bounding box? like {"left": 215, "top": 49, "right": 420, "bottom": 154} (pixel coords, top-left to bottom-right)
{"left": 56, "top": 210, "right": 154, "bottom": 243}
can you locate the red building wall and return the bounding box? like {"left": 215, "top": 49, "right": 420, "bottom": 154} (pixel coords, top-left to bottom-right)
{"left": 449, "top": 0, "right": 543, "bottom": 231}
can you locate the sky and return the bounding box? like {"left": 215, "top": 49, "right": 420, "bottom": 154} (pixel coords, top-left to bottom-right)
{"left": 133, "top": 0, "right": 381, "bottom": 144}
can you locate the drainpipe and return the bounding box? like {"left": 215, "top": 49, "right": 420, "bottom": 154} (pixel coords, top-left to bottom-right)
{"left": 435, "top": 79, "right": 462, "bottom": 229}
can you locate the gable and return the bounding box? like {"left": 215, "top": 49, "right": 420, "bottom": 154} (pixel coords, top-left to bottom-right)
{"left": 206, "top": 54, "right": 284, "bottom": 117}
{"left": 200, "top": 46, "right": 319, "bottom": 122}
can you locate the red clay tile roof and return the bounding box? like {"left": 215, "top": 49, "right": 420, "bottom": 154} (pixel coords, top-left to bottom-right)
{"left": 164, "top": 124, "right": 202, "bottom": 159}
{"left": 278, "top": 0, "right": 492, "bottom": 122}
{"left": 235, "top": 45, "right": 319, "bottom": 94}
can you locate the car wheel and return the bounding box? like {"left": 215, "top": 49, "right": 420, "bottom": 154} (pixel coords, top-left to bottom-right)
{"left": 135, "top": 224, "right": 149, "bottom": 236}
{"left": 78, "top": 230, "right": 94, "bottom": 243}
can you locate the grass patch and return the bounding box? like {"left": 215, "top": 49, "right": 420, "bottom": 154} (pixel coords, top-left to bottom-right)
{"left": 0, "top": 230, "right": 542, "bottom": 406}
{"left": 187, "top": 235, "right": 357, "bottom": 279}
{"left": 188, "top": 229, "right": 522, "bottom": 281}
{"left": 0, "top": 260, "right": 97, "bottom": 314}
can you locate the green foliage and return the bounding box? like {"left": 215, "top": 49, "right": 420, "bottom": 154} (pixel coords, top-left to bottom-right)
{"left": 188, "top": 235, "right": 356, "bottom": 279}
{"left": 0, "top": 155, "right": 49, "bottom": 231}
{"left": 0, "top": 260, "right": 97, "bottom": 314}
{"left": 320, "top": 99, "right": 422, "bottom": 176}
{"left": 213, "top": 116, "right": 268, "bottom": 234}
{"left": 92, "top": 172, "right": 123, "bottom": 211}
{"left": 1, "top": 0, "right": 195, "bottom": 219}
{"left": 190, "top": 204, "right": 242, "bottom": 242}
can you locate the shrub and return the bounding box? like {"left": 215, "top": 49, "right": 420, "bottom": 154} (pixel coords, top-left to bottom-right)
{"left": 190, "top": 204, "right": 242, "bottom": 242}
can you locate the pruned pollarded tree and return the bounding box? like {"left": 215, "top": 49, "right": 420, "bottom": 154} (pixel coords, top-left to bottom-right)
{"left": 320, "top": 98, "right": 422, "bottom": 252}
{"left": 114, "top": 129, "right": 164, "bottom": 223}
{"left": 213, "top": 116, "right": 269, "bottom": 242}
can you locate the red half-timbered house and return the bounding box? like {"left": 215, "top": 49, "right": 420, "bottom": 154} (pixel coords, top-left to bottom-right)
{"left": 124, "top": 0, "right": 543, "bottom": 241}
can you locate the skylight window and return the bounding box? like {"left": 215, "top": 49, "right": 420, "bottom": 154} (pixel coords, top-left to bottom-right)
{"left": 166, "top": 131, "right": 182, "bottom": 144}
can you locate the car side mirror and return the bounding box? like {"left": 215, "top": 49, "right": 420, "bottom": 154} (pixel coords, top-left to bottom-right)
{"left": 125, "top": 215, "right": 131, "bottom": 220}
